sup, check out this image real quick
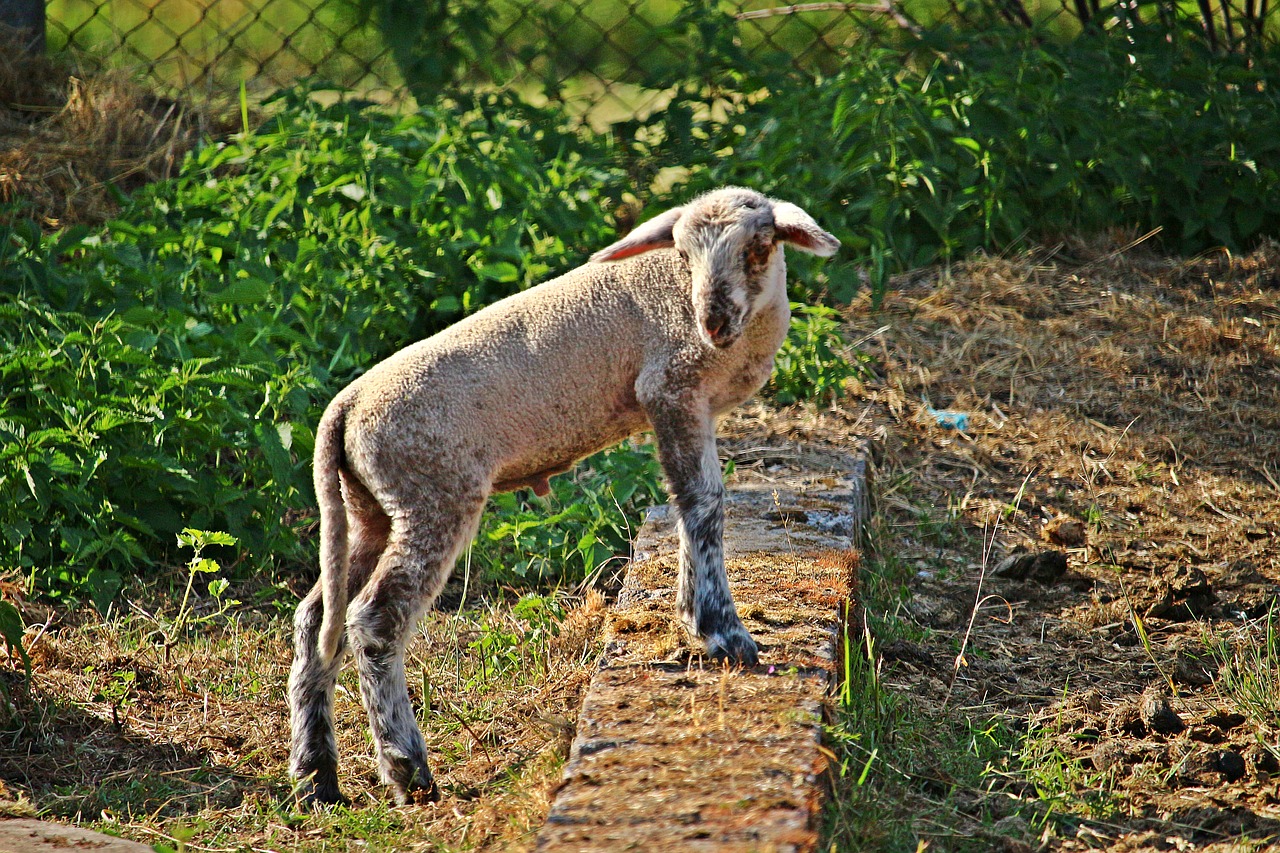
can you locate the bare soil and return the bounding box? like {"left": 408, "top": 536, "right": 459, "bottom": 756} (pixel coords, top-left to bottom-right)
{"left": 731, "top": 237, "right": 1280, "bottom": 850}
{"left": 3, "top": 237, "right": 1278, "bottom": 851}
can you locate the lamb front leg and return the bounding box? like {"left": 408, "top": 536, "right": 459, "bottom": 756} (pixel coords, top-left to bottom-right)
{"left": 646, "top": 399, "right": 758, "bottom": 665}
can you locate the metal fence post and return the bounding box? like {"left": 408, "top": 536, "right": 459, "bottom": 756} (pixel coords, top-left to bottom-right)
{"left": 0, "top": 0, "right": 45, "bottom": 53}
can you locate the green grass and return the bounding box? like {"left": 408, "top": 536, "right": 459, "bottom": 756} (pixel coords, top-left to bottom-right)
{"left": 1206, "top": 607, "right": 1280, "bottom": 739}
{"left": 822, "top": 508, "right": 1031, "bottom": 851}
{"left": 1013, "top": 681, "right": 1126, "bottom": 825}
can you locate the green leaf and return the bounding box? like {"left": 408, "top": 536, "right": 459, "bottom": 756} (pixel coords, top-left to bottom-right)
{"left": 210, "top": 279, "right": 272, "bottom": 306}
{"left": 255, "top": 420, "right": 294, "bottom": 486}
{"left": 191, "top": 557, "right": 221, "bottom": 574}
{"left": 473, "top": 261, "right": 520, "bottom": 283}
{"left": 84, "top": 568, "right": 123, "bottom": 615}
{"left": 0, "top": 601, "right": 28, "bottom": 673}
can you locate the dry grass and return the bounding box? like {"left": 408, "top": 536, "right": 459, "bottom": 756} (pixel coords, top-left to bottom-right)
{"left": 0, "top": 582, "right": 606, "bottom": 851}
{"left": 0, "top": 38, "right": 221, "bottom": 229}
{"left": 783, "top": 237, "right": 1279, "bottom": 849}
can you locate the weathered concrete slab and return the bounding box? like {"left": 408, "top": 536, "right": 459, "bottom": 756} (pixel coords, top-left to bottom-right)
{"left": 537, "top": 447, "right": 868, "bottom": 852}
{"left": 0, "top": 818, "right": 152, "bottom": 852}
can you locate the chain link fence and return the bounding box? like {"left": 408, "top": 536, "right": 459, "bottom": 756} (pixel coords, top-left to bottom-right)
{"left": 45, "top": 1, "right": 870, "bottom": 114}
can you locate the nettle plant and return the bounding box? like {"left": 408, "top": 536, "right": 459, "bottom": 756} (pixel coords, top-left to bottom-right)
{"left": 2, "top": 85, "right": 860, "bottom": 606}
{"left": 0, "top": 91, "right": 630, "bottom": 602}
{"left": 768, "top": 304, "right": 868, "bottom": 406}
{"left": 475, "top": 442, "right": 665, "bottom": 584}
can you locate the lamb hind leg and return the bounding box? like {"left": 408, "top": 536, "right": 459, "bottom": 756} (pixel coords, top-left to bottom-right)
{"left": 288, "top": 585, "right": 348, "bottom": 805}
{"left": 648, "top": 401, "right": 758, "bottom": 665}
{"left": 288, "top": 478, "right": 390, "bottom": 806}
{"left": 347, "top": 502, "right": 483, "bottom": 804}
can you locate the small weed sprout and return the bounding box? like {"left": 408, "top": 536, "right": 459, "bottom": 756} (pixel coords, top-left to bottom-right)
{"left": 946, "top": 471, "right": 1029, "bottom": 708}
{"left": 162, "top": 529, "right": 240, "bottom": 653}
{"left": 1116, "top": 572, "right": 1177, "bottom": 695}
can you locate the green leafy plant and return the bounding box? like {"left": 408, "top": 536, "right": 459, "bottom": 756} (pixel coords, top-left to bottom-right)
{"left": 0, "top": 598, "right": 29, "bottom": 719}
{"left": 768, "top": 303, "right": 867, "bottom": 405}
{"left": 168, "top": 529, "right": 241, "bottom": 641}
{"left": 0, "top": 602, "right": 24, "bottom": 673}
{"left": 476, "top": 443, "right": 663, "bottom": 585}
{"left": 1, "top": 91, "right": 628, "bottom": 602}
{"left": 677, "top": 28, "right": 1280, "bottom": 301}
{"left": 467, "top": 592, "right": 567, "bottom": 688}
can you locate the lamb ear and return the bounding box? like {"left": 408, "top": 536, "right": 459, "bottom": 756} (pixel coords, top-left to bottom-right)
{"left": 772, "top": 201, "right": 840, "bottom": 257}
{"left": 590, "top": 206, "right": 684, "bottom": 263}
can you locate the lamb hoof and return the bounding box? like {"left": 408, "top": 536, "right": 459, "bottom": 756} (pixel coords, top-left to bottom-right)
{"left": 388, "top": 760, "right": 440, "bottom": 806}
{"left": 295, "top": 772, "right": 349, "bottom": 809}
{"left": 402, "top": 779, "right": 441, "bottom": 806}
{"left": 391, "top": 779, "right": 440, "bottom": 806}
{"left": 705, "top": 628, "right": 759, "bottom": 666}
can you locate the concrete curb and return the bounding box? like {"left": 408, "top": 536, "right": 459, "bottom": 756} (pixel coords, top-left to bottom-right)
{"left": 536, "top": 446, "right": 869, "bottom": 852}
{"left": 0, "top": 817, "right": 153, "bottom": 852}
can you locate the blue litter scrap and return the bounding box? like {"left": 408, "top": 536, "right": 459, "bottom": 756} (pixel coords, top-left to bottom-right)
{"left": 927, "top": 406, "right": 970, "bottom": 431}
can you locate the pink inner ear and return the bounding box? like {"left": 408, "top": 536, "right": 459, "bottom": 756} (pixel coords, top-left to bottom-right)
{"left": 595, "top": 239, "right": 675, "bottom": 262}
{"left": 590, "top": 206, "right": 684, "bottom": 263}
{"left": 775, "top": 225, "right": 820, "bottom": 250}
{"left": 771, "top": 201, "right": 840, "bottom": 256}
{"left": 774, "top": 224, "right": 840, "bottom": 257}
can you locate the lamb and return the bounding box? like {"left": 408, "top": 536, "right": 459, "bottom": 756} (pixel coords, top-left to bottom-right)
{"left": 287, "top": 186, "right": 840, "bottom": 806}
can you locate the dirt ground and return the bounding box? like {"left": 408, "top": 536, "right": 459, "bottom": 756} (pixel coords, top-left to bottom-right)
{"left": 743, "top": 237, "right": 1280, "bottom": 850}
{"left": 3, "top": 236, "right": 1279, "bottom": 851}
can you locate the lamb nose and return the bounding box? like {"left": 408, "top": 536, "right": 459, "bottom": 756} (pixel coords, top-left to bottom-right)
{"left": 705, "top": 317, "right": 735, "bottom": 347}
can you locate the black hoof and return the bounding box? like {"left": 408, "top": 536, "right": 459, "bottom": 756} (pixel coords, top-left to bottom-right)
{"left": 705, "top": 627, "right": 759, "bottom": 666}
{"left": 389, "top": 760, "right": 439, "bottom": 805}
{"left": 296, "top": 770, "right": 349, "bottom": 808}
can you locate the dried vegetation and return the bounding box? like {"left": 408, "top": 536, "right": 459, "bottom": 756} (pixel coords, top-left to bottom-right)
{"left": 746, "top": 236, "right": 1280, "bottom": 850}
{"left": 0, "top": 41, "right": 212, "bottom": 228}
{"left": 1, "top": 584, "right": 606, "bottom": 850}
